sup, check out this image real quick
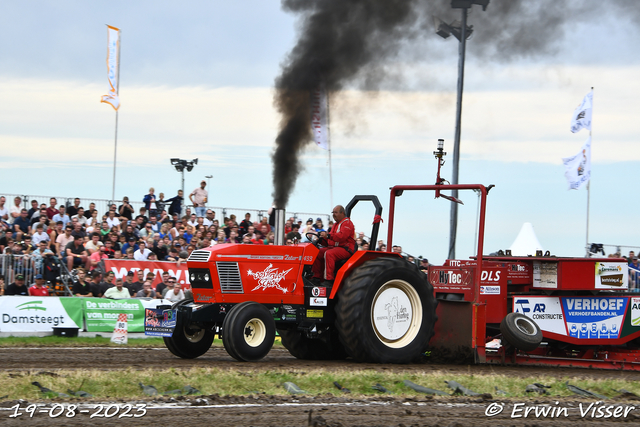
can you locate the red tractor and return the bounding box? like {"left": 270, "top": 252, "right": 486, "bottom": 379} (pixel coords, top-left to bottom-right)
{"left": 147, "top": 140, "right": 640, "bottom": 370}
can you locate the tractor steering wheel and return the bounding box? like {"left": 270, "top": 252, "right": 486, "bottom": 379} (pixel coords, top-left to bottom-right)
{"left": 305, "top": 232, "right": 322, "bottom": 248}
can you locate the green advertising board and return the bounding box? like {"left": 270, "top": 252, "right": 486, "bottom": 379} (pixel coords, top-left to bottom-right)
{"left": 83, "top": 298, "right": 146, "bottom": 332}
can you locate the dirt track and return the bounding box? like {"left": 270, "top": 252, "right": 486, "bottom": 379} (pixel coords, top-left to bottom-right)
{"left": 2, "top": 346, "right": 640, "bottom": 426}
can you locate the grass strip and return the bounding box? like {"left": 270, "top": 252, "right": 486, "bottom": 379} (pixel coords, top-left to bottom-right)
{"left": 1, "top": 368, "right": 638, "bottom": 401}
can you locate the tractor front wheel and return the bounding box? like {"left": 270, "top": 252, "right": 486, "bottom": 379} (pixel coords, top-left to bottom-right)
{"left": 335, "top": 257, "right": 437, "bottom": 363}
{"left": 223, "top": 302, "right": 276, "bottom": 362}
{"left": 163, "top": 299, "right": 214, "bottom": 359}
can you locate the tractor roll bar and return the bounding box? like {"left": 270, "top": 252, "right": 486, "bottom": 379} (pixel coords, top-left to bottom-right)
{"left": 345, "top": 195, "right": 383, "bottom": 250}
{"left": 387, "top": 184, "right": 488, "bottom": 268}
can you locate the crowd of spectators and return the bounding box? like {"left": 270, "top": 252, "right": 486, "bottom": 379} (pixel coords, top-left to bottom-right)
{"left": 0, "top": 189, "right": 411, "bottom": 298}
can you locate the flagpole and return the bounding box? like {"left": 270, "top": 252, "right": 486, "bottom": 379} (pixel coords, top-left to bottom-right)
{"left": 585, "top": 86, "right": 593, "bottom": 257}
{"left": 327, "top": 90, "right": 334, "bottom": 210}
{"left": 111, "top": 29, "right": 121, "bottom": 203}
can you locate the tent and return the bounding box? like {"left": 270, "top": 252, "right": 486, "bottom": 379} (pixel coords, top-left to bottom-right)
{"left": 509, "top": 223, "right": 544, "bottom": 256}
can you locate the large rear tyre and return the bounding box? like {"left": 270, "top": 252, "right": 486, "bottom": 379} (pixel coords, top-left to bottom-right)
{"left": 500, "top": 313, "right": 542, "bottom": 352}
{"left": 278, "top": 328, "right": 348, "bottom": 360}
{"left": 223, "top": 302, "right": 275, "bottom": 362}
{"left": 163, "top": 299, "right": 214, "bottom": 359}
{"left": 335, "top": 257, "right": 437, "bottom": 363}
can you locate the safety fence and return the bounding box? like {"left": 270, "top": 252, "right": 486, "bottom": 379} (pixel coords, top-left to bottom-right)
{"left": 1, "top": 192, "right": 330, "bottom": 224}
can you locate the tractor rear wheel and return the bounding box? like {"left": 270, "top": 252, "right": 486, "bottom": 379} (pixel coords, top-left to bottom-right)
{"left": 223, "top": 302, "right": 275, "bottom": 362}
{"left": 335, "top": 257, "right": 437, "bottom": 363}
{"left": 500, "top": 313, "right": 542, "bottom": 352}
{"left": 278, "top": 328, "right": 348, "bottom": 360}
{"left": 163, "top": 299, "right": 214, "bottom": 359}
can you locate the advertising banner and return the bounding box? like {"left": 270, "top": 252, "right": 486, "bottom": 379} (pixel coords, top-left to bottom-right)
{"left": 102, "top": 260, "right": 190, "bottom": 289}
{"left": 514, "top": 296, "right": 629, "bottom": 340}
{"left": 83, "top": 297, "right": 170, "bottom": 332}
{"left": 595, "top": 262, "right": 628, "bottom": 290}
{"left": 144, "top": 308, "right": 177, "bottom": 337}
{"left": 0, "top": 296, "right": 83, "bottom": 332}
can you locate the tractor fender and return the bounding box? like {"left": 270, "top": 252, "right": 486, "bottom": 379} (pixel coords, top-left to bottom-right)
{"left": 330, "top": 251, "right": 404, "bottom": 299}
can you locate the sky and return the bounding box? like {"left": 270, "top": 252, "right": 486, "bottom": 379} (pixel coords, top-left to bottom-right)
{"left": 1, "top": 1, "right": 639, "bottom": 264}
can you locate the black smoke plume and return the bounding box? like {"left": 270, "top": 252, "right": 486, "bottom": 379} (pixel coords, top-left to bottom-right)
{"left": 271, "top": 0, "right": 639, "bottom": 208}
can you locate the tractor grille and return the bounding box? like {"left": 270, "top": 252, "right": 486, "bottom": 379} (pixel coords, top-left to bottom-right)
{"left": 216, "top": 262, "right": 243, "bottom": 293}
{"left": 188, "top": 250, "right": 211, "bottom": 262}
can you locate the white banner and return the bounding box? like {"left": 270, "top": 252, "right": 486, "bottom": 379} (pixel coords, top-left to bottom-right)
{"left": 562, "top": 136, "right": 591, "bottom": 190}
{"left": 101, "top": 25, "right": 121, "bottom": 111}
{"left": 0, "top": 297, "right": 82, "bottom": 332}
{"left": 570, "top": 90, "right": 592, "bottom": 133}
{"left": 311, "top": 86, "right": 329, "bottom": 150}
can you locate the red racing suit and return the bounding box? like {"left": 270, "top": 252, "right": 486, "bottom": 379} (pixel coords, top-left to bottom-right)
{"left": 312, "top": 216, "right": 356, "bottom": 281}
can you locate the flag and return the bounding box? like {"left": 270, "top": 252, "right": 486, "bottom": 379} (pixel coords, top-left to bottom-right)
{"left": 570, "top": 90, "right": 592, "bottom": 133}
{"left": 311, "top": 86, "right": 329, "bottom": 150}
{"left": 101, "top": 25, "right": 121, "bottom": 111}
{"left": 562, "top": 136, "right": 591, "bottom": 190}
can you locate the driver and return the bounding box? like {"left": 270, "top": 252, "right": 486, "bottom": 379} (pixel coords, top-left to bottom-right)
{"left": 311, "top": 205, "right": 356, "bottom": 285}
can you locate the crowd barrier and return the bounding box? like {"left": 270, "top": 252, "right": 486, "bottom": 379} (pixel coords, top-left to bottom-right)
{"left": 0, "top": 296, "right": 169, "bottom": 333}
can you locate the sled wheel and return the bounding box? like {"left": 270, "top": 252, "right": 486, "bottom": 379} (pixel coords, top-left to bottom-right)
{"left": 500, "top": 312, "right": 542, "bottom": 352}
{"left": 335, "top": 257, "right": 437, "bottom": 363}
{"left": 163, "top": 299, "right": 214, "bottom": 359}
{"left": 223, "top": 302, "right": 275, "bottom": 362}
{"left": 278, "top": 328, "right": 348, "bottom": 360}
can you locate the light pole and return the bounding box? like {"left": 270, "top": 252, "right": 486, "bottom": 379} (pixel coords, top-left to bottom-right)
{"left": 204, "top": 175, "right": 213, "bottom": 206}
{"left": 434, "top": 0, "right": 489, "bottom": 260}
{"left": 170, "top": 158, "right": 198, "bottom": 216}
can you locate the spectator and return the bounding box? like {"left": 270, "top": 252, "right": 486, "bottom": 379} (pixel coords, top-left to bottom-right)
{"left": 0, "top": 196, "right": 9, "bottom": 222}
{"left": 139, "top": 223, "right": 155, "bottom": 240}
{"left": 6, "top": 274, "right": 29, "bottom": 296}
{"left": 71, "top": 222, "right": 86, "bottom": 241}
{"left": 242, "top": 234, "right": 253, "bottom": 244}
{"left": 118, "top": 196, "right": 135, "bottom": 221}
{"left": 13, "top": 208, "right": 31, "bottom": 241}
{"left": 9, "top": 196, "right": 22, "bottom": 224}
{"left": 189, "top": 181, "right": 208, "bottom": 217}
{"left": 121, "top": 236, "right": 139, "bottom": 255}
{"left": 81, "top": 202, "right": 95, "bottom": 220}
{"left": 103, "top": 239, "right": 116, "bottom": 258}
{"left": 420, "top": 258, "right": 430, "bottom": 273}
{"left": 286, "top": 224, "right": 301, "bottom": 242}
{"left": 65, "top": 198, "right": 80, "bottom": 217}
{"left": 85, "top": 232, "right": 104, "bottom": 254}
{"left": 238, "top": 212, "right": 252, "bottom": 235}
{"left": 134, "top": 241, "right": 152, "bottom": 260}
{"left": 71, "top": 207, "right": 87, "bottom": 227}
{"left": 629, "top": 257, "right": 640, "bottom": 291}
{"left": 143, "top": 187, "right": 158, "bottom": 218}
{"left": 90, "top": 244, "right": 109, "bottom": 271}
{"left": 136, "top": 280, "right": 156, "bottom": 298}
{"left": 156, "top": 192, "right": 167, "bottom": 214}
{"left": 31, "top": 210, "right": 50, "bottom": 233}
{"left": 165, "top": 190, "right": 184, "bottom": 216}
{"left": 203, "top": 210, "right": 216, "bottom": 227}
{"left": 165, "top": 282, "right": 185, "bottom": 302}
{"left": 165, "top": 247, "right": 180, "bottom": 261}
{"left": 56, "top": 225, "right": 74, "bottom": 255}
{"left": 313, "top": 218, "right": 325, "bottom": 233}
{"left": 27, "top": 199, "right": 39, "bottom": 219}
{"left": 89, "top": 270, "right": 103, "bottom": 297}
{"left": 160, "top": 276, "right": 176, "bottom": 297}
{"left": 148, "top": 215, "right": 160, "bottom": 233}
{"left": 123, "top": 271, "right": 136, "bottom": 296}
{"left": 31, "top": 223, "right": 50, "bottom": 247}
{"left": 122, "top": 224, "right": 138, "bottom": 242}
{"left": 155, "top": 272, "right": 171, "bottom": 297}
{"left": 52, "top": 205, "right": 70, "bottom": 228}
{"left": 0, "top": 277, "right": 5, "bottom": 295}
{"left": 104, "top": 278, "right": 131, "bottom": 299}
{"left": 65, "top": 237, "right": 90, "bottom": 271}
{"left": 99, "top": 271, "right": 115, "bottom": 295}
{"left": 72, "top": 268, "right": 93, "bottom": 297}
{"left": 28, "top": 274, "right": 51, "bottom": 296}
{"left": 32, "top": 240, "right": 54, "bottom": 271}
{"left": 106, "top": 210, "right": 121, "bottom": 232}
